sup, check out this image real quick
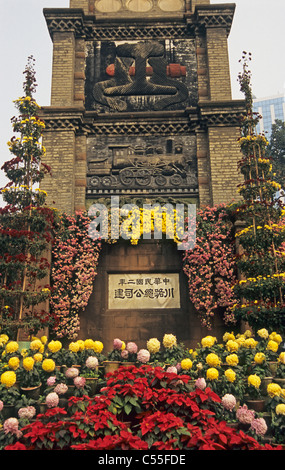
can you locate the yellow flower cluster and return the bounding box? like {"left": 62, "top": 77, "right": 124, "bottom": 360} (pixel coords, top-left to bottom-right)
{"left": 224, "top": 368, "right": 236, "bottom": 383}
{"left": 276, "top": 404, "right": 285, "bottom": 415}
{"left": 201, "top": 336, "right": 217, "bottom": 348}
{"left": 48, "top": 340, "right": 62, "bottom": 354}
{"left": 146, "top": 338, "right": 161, "bottom": 354}
{"left": 254, "top": 352, "right": 265, "bottom": 364}
{"left": 206, "top": 368, "right": 219, "bottom": 381}
{"left": 267, "top": 383, "right": 282, "bottom": 398}
{"left": 162, "top": 334, "right": 177, "bottom": 349}
{"left": 225, "top": 354, "right": 239, "bottom": 366}
{"left": 206, "top": 353, "right": 221, "bottom": 367}
{"left": 248, "top": 374, "right": 261, "bottom": 389}
{"left": 23, "top": 357, "right": 35, "bottom": 371}
{"left": 181, "top": 358, "right": 193, "bottom": 370}
{"left": 1, "top": 370, "right": 17, "bottom": 388}
{"left": 42, "top": 358, "right": 56, "bottom": 372}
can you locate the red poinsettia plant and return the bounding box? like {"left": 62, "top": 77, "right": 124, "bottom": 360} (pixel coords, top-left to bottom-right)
{"left": 3, "top": 366, "right": 281, "bottom": 450}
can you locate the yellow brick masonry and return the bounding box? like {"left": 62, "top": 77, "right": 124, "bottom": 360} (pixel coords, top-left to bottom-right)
{"left": 208, "top": 126, "right": 243, "bottom": 205}
{"left": 206, "top": 28, "right": 232, "bottom": 102}
{"left": 41, "top": 130, "right": 76, "bottom": 214}
{"left": 51, "top": 32, "right": 75, "bottom": 107}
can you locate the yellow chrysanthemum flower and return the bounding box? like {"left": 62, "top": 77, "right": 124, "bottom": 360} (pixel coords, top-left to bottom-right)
{"left": 206, "top": 368, "right": 219, "bottom": 381}
{"left": 40, "top": 336, "right": 48, "bottom": 344}
{"left": 254, "top": 352, "right": 266, "bottom": 364}
{"left": 69, "top": 342, "right": 80, "bottom": 353}
{"left": 0, "top": 334, "right": 9, "bottom": 344}
{"left": 269, "top": 332, "right": 282, "bottom": 344}
{"left": 23, "top": 357, "right": 34, "bottom": 371}
{"left": 163, "top": 334, "right": 177, "bottom": 349}
{"left": 121, "top": 341, "right": 126, "bottom": 351}
{"left": 257, "top": 328, "right": 269, "bottom": 340}
{"left": 206, "top": 353, "right": 221, "bottom": 367}
{"left": 5, "top": 341, "right": 19, "bottom": 354}
{"left": 84, "top": 339, "right": 95, "bottom": 350}
{"left": 201, "top": 336, "right": 217, "bottom": 348}
{"left": 8, "top": 357, "right": 20, "bottom": 370}
{"left": 278, "top": 352, "right": 285, "bottom": 365}
{"left": 223, "top": 332, "right": 235, "bottom": 342}
{"left": 93, "top": 341, "right": 103, "bottom": 353}
{"left": 33, "top": 353, "right": 43, "bottom": 363}
{"left": 226, "top": 340, "right": 239, "bottom": 352}
{"left": 266, "top": 340, "right": 278, "bottom": 353}
{"left": 1, "top": 370, "right": 17, "bottom": 388}
{"left": 147, "top": 338, "right": 160, "bottom": 354}
{"left": 30, "top": 339, "right": 44, "bottom": 353}
{"left": 243, "top": 338, "right": 258, "bottom": 349}
{"left": 48, "top": 340, "right": 62, "bottom": 353}
{"left": 8, "top": 356, "right": 20, "bottom": 370}
{"left": 267, "top": 383, "right": 282, "bottom": 398}
{"left": 181, "top": 358, "right": 193, "bottom": 370}
{"left": 42, "top": 358, "right": 56, "bottom": 372}
{"left": 224, "top": 368, "right": 236, "bottom": 383}
{"left": 225, "top": 354, "right": 239, "bottom": 366}
{"left": 276, "top": 404, "right": 285, "bottom": 415}
{"left": 248, "top": 374, "right": 261, "bottom": 389}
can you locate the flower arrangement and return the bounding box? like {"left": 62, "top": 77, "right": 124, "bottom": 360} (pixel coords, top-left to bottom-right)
{"left": 183, "top": 205, "right": 238, "bottom": 329}
{"left": 50, "top": 212, "right": 101, "bottom": 340}
{"left": 230, "top": 53, "right": 285, "bottom": 335}
{"left": 0, "top": 57, "right": 55, "bottom": 338}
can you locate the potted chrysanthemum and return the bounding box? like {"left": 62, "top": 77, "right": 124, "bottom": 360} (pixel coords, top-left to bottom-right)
{"left": 80, "top": 356, "right": 100, "bottom": 396}
{"left": 17, "top": 357, "right": 42, "bottom": 400}
{"left": 104, "top": 338, "right": 125, "bottom": 373}
{"left": 0, "top": 371, "right": 21, "bottom": 418}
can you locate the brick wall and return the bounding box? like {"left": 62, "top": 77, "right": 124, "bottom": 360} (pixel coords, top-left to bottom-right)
{"left": 206, "top": 28, "right": 232, "bottom": 101}
{"left": 208, "top": 126, "right": 243, "bottom": 205}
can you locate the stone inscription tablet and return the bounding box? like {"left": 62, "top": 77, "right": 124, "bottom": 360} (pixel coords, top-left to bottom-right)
{"left": 108, "top": 273, "right": 180, "bottom": 309}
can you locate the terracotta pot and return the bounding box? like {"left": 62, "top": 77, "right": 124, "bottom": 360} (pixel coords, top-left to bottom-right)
{"left": 245, "top": 398, "right": 266, "bottom": 412}
{"left": 20, "top": 383, "right": 42, "bottom": 400}
{"left": 274, "top": 377, "right": 285, "bottom": 387}
{"left": 268, "top": 362, "right": 278, "bottom": 376}
{"left": 260, "top": 376, "right": 273, "bottom": 394}
{"left": 103, "top": 361, "right": 121, "bottom": 374}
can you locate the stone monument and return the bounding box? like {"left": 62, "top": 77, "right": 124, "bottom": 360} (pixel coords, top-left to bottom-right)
{"left": 40, "top": 0, "right": 244, "bottom": 348}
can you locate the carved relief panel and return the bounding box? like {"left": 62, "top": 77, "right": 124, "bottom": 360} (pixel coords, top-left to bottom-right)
{"left": 86, "top": 134, "right": 198, "bottom": 196}
{"left": 85, "top": 38, "right": 198, "bottom": 112}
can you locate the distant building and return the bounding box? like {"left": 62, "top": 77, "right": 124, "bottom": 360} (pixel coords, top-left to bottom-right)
{"left": 253, "top": 94, "right": 285, "bottom": 138}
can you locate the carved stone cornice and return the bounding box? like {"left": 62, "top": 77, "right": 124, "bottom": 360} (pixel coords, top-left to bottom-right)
{"left": 40, "top": 103, "right": 245, "bottom": 134}
{"left": 197, "top": 100, "right": 246, "bottom": 128}
{"left": 43, "top": 4, "right": 235, "bottom": 40}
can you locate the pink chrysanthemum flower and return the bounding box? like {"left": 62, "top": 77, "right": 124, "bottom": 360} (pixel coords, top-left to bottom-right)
{"left": 137, "top": 349, "right": 150, "bottom": 363}
{"left": 221, "top": 394, "right": 237, "bottom": 411}
{"left": 46, "top": 392, "right": 59, "bottom": 408}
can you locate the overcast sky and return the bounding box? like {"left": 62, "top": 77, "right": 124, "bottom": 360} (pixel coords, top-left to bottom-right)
{"left": 0, "top": 0, "right": 284, "bottom": 189}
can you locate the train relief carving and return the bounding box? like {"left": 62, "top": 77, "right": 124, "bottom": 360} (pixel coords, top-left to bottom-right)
{"left": 86, "top": 136, "right": 198, "bottom": 193}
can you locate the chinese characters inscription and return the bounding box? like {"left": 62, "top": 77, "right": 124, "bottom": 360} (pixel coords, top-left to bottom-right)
{"left": 108, "top": 273, "right": 180, "bottom": 309}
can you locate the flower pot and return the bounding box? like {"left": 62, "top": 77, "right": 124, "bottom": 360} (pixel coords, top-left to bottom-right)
{"left": 20, "top": 383, "right": 42, "bottom": 400}
{"left": 85, "top": 377, "right": 98, "bottom": 396}
{"left": 274, "top": 377, "right": 285, "bottom": 387}
{"left": 103, "top": 361, "right": 121, "bottom": 374}
{"left": 121, "top": 362, "right": 136, "bottom": 367}
{"left": 268, "top": 362, "right": 278, "bottom": 376}
{"left": 2, "top": 404, "right": 16, "bottom": 419}
{"left": 245, "top": 398, "right": 265, "bottom": 412}
{"left": 260, "top": 376, "right": 273, "bottom": 394}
